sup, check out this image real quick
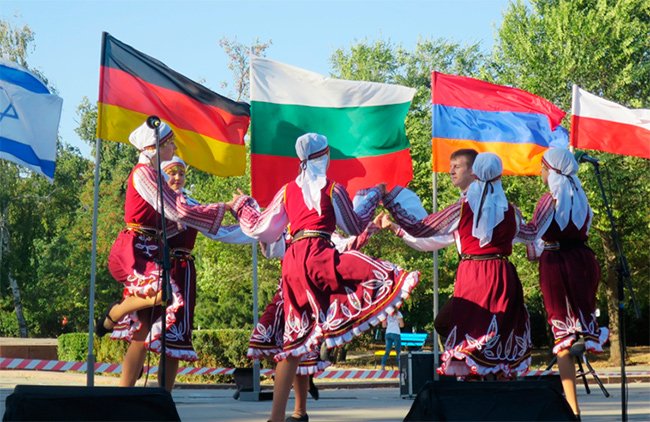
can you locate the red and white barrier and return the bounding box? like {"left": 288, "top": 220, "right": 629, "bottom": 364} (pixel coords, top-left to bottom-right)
{"left": 2, "top": 357, "right": 647, "bottom": 380}
{"left": 0, "top": 357, "right": 398, "bottom": 379}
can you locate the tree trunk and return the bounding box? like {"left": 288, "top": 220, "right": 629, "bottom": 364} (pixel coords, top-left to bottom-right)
{"left": 8, "top": 273, "right": 28, "bottom": 338}
{"left": 601, "top": 233, "right": 620, "bottom": 365}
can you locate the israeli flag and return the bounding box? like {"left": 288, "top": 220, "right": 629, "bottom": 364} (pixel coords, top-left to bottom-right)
{"left": 0, "top": 60, "right": 62, "bottom": 181}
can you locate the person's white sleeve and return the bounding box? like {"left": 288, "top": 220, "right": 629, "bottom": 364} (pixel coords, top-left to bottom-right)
{"left": 399, "top": 231, "right": 456, "bottom": 252}
{"left": 201, "top": 225, "right": 255, "bottom": 244}
{"left": 233, "top": 187, "right": 289, "bottom": 243}
{"left": 260, "top": 235, "right": 287, "bottom": 259}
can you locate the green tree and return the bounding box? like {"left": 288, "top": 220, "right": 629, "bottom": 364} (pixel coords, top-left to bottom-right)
{"left": 191, "top": 38, "right": 276, "bottom": 329}
{"left": 330, "top": 38, "right": 489, "bottom": 332}
{"left": 72, "top": 98, "right": 138, "bottom": 332}
{"left": 1, "top": 20, "right": 90, "bottom": 337}
{"left": 492, "top": 0, "right": 650, "bottom": 362}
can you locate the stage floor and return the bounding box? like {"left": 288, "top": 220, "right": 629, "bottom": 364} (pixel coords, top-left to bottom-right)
{"left": 1, "top": 378, "right": 649, "bottom": 421}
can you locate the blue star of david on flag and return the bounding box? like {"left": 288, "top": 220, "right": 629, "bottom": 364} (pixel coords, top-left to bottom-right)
{"left": 0, "top": 100, "right": 19, "bottom": 123}
{"left": 0, "top": 60, "right": 62, "bottom": 181}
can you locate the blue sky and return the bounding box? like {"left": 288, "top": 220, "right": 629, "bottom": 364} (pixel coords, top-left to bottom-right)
{"left": 1, "top": 0, "right": 511, "bottom": 157}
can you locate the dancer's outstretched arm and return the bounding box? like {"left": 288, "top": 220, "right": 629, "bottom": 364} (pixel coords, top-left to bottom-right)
{"left": 331, "top": 184, "right": 384, "bottom": 236}
{"left": 382, "top": 186, "right": 460, "bottom": 238}
{"left": 233, "top": 186, "right": 290, "bottom": 243}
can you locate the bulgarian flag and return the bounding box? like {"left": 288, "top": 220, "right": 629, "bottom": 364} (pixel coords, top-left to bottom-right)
{"left": 250, "top": 56, "right": 416, "bottom": 206}
{"left": 571, "top": 85, "right": 650, "bottom": 159}
{"left": 97, "top": 32, "right": 250, "bottom": 176}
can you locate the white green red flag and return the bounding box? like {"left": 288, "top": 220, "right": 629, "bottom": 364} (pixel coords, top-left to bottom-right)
{"left": 250, "top": 56, "right": 415, "bottom": 206}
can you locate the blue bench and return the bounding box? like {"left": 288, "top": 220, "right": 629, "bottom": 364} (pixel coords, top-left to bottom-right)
{"left": 374, "top": 332, "right": 428, "bottom": 367}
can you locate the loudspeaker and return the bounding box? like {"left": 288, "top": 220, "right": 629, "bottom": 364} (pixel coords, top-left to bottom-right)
{"left": 404, "top": 377, "right": 577, "bottom": 421}
{"left": 3, "top": 385, "right": 180, "bottom": 421}
{"left": 400, "top": 352, "right": 435, "bottom": 398}
{"left": 232, "top": 368, "right": 273, "bottom": 401}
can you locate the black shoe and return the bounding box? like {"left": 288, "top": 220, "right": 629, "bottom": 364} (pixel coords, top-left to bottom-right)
{"left": 95, "top": 301, "right": 119, "bottom": 337}
{"left": 308, "top": 375, "right": 319, "bottom": 400}
{"left": 286, "top": 414, "right": 308, "bottom": 422}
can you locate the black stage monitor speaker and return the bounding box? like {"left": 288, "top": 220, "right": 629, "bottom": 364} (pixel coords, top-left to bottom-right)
{"left": 3, "top": 385, "right": 180, "bottom": 421}
{"left": 400, "top": 352, "right": 435, "bottom": 398}
{"left": 404, "top": 377, "right": 577, "bottom": 421}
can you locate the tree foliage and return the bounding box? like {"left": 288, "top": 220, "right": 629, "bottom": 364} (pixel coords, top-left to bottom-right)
{"left": 1, "top": 4, "right": 648, "bottom": 365}
{"left": 492, "top": 0, "right": 650, "bottom": 360}
{"left": 330, "top": 38, "right": 490, "bottom": 333}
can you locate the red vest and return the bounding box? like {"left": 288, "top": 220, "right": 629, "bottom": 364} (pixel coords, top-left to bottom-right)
{"left": 284, "top": 180, "right": 337, "bottom": 235}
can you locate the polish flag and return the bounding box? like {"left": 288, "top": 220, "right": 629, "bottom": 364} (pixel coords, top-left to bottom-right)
{"left": 570, "top": 85, "right": 650, "bottom": 159}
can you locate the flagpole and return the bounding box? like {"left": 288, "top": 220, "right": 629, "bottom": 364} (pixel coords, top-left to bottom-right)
{"left": 86, "top": 31, "right": 109, "bottom": 387}
{"left": 431, "top": 74, "right": 440, "bottom": 379}
{"left": 86, "top": 137, "right": 101, "bottom": 387}
{"left": 252, "top": 243, "right": 260, "bottom": 396}
{"left": 431, "top": 169, "right": 440, "bottom": 380}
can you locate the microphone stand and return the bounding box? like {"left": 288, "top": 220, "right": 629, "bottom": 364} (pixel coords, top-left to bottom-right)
{"left": 588, "top": 161, "right": 639, "bottom": 422}
{"left": 151, "top": 117, "right": 173, "bottom": 391}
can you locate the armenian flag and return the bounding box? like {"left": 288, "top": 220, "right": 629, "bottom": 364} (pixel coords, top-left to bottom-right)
{"left": 97, "top": 32, "right": 250, "bottom": 176}
{"left": 250, "top": 56, "right": 415, "bottom": 206}
{"left": 431, "top": 72, "right": 566, "bottom": 175}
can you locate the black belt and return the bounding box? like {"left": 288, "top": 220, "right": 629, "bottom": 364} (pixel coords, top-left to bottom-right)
{"left": 292, "top": 230, "right": 332, "bottom": 243}
{"left": 460, "top": 253, "right": 508, "bottom": 261}
{"left": 171, "top": 248, "right": 194, "bottom": 261}
{"left": 543, "top": 240, "right": 585, "bottom": 251}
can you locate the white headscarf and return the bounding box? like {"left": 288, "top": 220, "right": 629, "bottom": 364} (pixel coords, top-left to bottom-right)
{"left": 466, "top": 152, "right": 508, "bottom": 247}
{"left": 295, "top": 133, "right": 330, "bottom": 215}
{"left": 160, "top": 155, "right": 186, "bottom": 184}
{"left": 128, "top": 121, "right": 173, "bottom": 162}
{"left": 542, "top": 148, "right": 589, "bottom": 230}
{"left": 161, "top": 155, "right": 186, "bottom": 173}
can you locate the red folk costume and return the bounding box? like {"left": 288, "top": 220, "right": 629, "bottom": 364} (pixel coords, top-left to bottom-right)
{"left": 519, "top": 148, "right": 608, "bottom": 355}
{"left": 235, "top": 134, "right": 419, "bottom": 364}
{"left": 385, "top": 153, "right": 532, "bottom": 377}
{"left": 249, "top": 223, "right": 381, "bottom": 374}
{"left": 108, "top": 125, "right": 228, "bottom": 355}
{"left": 151, "top": 225, "right": 200, "bottom": 361}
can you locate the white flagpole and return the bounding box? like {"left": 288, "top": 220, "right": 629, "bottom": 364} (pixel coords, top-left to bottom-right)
{"left": 432, "top": 172, "right": 440, "bottom": 380}
{"left": 252, "top": 243, "right": 260, "bottom": 395}
{"left": 86, "top": 137, "right": 101, "bottom": 387}
{"left": 431, "top": 75, "right": 440, "bottom": 378}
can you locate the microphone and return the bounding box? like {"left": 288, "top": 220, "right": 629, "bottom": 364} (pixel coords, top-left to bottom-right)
{"left": 574, "top": 150, "right": 600, "bottom": 165}
{"left": 146, "top": 115, "right": 161, "bottom": 129}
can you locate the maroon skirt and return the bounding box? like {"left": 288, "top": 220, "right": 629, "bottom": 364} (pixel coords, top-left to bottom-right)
{"left": 436, "top": 258, "right": 531, "bottom": 377}
{"left": 249, "top": 286, "right": 329, "bottom": 374}
{"left": 107, "top": 230, "right": 184, "bottom": 352}
{"left": 539, "top": 245, "right": 608, "bottom": 354}
{"left": 147, "top": 253, "right": 199, "bottom": 361}
{"left": 273, "top": 237, "right": 419, "bottom": 362}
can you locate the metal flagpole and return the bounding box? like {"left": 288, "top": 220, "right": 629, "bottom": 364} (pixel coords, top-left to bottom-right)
{"left": 431, "top": 79, "right": 440, "bottom": 379}
{"left": 87, "top": 32, "right": 109, "bottom": 387}
{"left": 240, "top": 242, "right": 262, "bottom": 400}
{"left": 252, "top": 244, "right": 260, "bottom": 395}
{"left": 432, "top": 172, "right": 440, "bottom": 380}
{"left": 86, "top": 137, "right": 102, "bottom": 387}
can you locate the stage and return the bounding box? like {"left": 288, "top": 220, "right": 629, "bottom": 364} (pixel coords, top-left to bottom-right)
{"left": 1, "top": 370, "right": 648, "bottom": 421}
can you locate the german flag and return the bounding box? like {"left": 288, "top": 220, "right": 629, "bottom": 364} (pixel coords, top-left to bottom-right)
{"left": 97, "top": 32, "right": 250, "bottom": 176}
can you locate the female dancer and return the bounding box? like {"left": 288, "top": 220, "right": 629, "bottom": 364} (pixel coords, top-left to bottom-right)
{"left": 383, "top": 152, "right": 532, "bottom": 379}
{"left": 96, "top": 121, "right": 235, "bottom": 388}
{"left": 232, "top": 133, "right": 419, "bottom": 422}
{"left": 519, "top": 148, "right": 608, "bottom": 417}
{"left": 251, "top": 214, "right": 384, "bottom": 420}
